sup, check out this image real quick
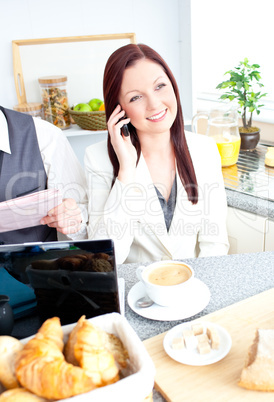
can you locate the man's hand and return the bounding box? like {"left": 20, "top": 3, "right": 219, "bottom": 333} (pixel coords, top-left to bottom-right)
{"left": 40, "top": 198, "right": 82, "bottom": 234}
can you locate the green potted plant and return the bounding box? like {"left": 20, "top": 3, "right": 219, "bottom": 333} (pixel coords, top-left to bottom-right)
{"left": 216, "top": 58, "right": 267, "bottom": 150}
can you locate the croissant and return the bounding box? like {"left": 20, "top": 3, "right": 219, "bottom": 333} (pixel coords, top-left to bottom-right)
{"left": 0, "top": 336, "right": 23, "bottom": 389}
{"left": 15, "top": 317, "right": 96, "bottom": 400}
{"left": 64, "top": 315, "right": 128, "bottom": 387}
{"left": 0, "top": 388, "right": 48, "bottom": 402}
{"left": 35, "top": 316, "right": 64, "bottom": 351}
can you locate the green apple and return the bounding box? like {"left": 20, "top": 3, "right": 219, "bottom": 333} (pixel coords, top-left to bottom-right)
{"left": 74, "top": 103, "right": 92, "bottom": 112}
{"left": 88, "top": 98, "right": 103, "bottom": 111}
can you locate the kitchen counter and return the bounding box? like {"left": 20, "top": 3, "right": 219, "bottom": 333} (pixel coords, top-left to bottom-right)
{"left": 118, "top": 251, "right": 274, "bottom": 341}
{"left": 226, "top": 188, "right": 274, "bottom": 219}
{"left": 223, "top": 144, "right": 274, "bottom": 219}
{"left": 10, "top": 251, "right": 274, "bottom": 401}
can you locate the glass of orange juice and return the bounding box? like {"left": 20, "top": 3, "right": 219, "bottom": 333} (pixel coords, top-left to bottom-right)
{"left": 214, "top": 135, "right": 241, "bottom": 166}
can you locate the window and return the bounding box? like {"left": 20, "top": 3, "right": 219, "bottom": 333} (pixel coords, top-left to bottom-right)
{"left": 191, "top": 0, "right": 274, "bottom": 123}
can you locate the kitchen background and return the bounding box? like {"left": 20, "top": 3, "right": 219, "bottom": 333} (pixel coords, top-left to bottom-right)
{"left": 0, "top": 0, "right": 193, "bottom": 163}
{"left": 0, "top": 1, "right": 273, "bottom": 266}
{"left": 0, "top": 0, "right": 192, "bottom": 116}
{"left": 0, "top": 0, "right": 273, "bottom": 163}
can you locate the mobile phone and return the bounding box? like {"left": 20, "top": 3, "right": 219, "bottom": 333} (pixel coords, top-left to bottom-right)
{"left": 117, "top": 112, "right": 130, "bottom": 137}
{"left": 121, "top": 123, "right": 130, "bottom": 137}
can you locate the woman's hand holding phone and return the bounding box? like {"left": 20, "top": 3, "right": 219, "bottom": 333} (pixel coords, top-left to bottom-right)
{"left": 107, "top": 104, "right": 137, "bottom": 184}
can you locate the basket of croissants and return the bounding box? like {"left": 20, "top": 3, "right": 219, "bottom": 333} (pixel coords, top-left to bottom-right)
{"left": 0, "top": 313, "right": 155, "bottom": 401}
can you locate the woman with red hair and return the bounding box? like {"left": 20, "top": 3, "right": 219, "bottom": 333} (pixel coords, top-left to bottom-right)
{"left": 85, "top": 44, "right": 229, "bottom": 264}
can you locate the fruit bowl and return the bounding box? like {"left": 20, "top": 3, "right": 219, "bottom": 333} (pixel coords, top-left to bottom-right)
{"left": 68, "top": 108, "right": 107, "bottom": 131}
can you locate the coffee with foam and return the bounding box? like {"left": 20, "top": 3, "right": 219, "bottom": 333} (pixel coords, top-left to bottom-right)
{"left": 147, "top": 264, "right": 192, "bottom": 286}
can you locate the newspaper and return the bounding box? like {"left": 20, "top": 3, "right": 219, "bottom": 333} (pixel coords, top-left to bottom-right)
{"left": 0, "top": 189, "right": 62, "bottom": 233}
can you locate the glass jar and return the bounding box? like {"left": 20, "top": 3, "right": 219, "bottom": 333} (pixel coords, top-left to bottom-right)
{"left": 192, "top": 107, "right": 241, "bottom": 167}
{"left": 13, "top": 102, "right": 43, "bottom": 118}
{"left": 38, "top": 75, "right": 71, "bottom": 129}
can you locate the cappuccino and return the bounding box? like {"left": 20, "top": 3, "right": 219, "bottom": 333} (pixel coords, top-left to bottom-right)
{"left": 147, "top": 264, "right": 192, "bottom": 286}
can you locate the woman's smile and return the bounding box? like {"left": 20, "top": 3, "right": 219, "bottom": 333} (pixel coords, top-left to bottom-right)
{"left": 147, "top": 108, "right": 167, "bottom": 122}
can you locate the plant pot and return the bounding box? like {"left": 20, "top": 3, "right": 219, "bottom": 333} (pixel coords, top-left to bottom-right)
{"left": 239, "top": 128, "right": 260, "bottom": 151}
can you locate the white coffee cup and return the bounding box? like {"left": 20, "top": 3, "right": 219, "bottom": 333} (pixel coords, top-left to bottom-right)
{"left": 136, "top": 260, "right": 194, "bottom": 307}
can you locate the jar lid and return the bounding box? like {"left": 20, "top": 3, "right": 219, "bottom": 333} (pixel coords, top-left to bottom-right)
{"left": 38, "top": 75, "right": 67, "bottom": 84}
{"left": 13, "top": 102, "right": 42, "bottom": 112}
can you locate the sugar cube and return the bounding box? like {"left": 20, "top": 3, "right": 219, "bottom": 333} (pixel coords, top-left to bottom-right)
{"left": 171, "top": 337, "right": 185, "bottom": 350}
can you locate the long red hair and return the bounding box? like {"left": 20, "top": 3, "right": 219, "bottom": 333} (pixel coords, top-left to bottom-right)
{"left": 103, "top": 43, "right": 198, "bottom": 203}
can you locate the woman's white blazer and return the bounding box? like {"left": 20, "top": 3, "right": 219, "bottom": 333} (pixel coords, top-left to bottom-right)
{"left": 84, "top": 131, "right": 229, "bottom": 264}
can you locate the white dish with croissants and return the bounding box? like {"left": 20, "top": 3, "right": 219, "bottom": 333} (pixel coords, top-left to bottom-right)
{"left": 0, "top": 313, "right": 155, "bottom": 402}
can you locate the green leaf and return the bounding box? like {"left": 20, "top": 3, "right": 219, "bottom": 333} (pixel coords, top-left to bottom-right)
{"left": 230, "top": 72, "right": 242, "bottom": 81}
{"left": 220, "top": 94, "right": 229, "bottom": 100}
{"left": 223, "top": 81, "right": 234, "bottom": 89}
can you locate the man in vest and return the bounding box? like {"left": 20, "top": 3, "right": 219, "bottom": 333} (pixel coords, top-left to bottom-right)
{"left": 0, "top": 106, "right": 88, "bottom": 244}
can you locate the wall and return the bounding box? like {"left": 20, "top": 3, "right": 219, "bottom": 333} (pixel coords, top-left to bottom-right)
{"left": 0, "top": 0, "right": 183, "bottom": 111}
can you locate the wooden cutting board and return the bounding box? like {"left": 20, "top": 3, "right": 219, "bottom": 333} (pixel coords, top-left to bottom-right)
{"left": 143, "top": 288, "right": 274, "bottom": 401}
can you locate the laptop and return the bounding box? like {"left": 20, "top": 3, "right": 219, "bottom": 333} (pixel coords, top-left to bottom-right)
{"left": 0, "top": 239, "right": 123, "bottom": 324}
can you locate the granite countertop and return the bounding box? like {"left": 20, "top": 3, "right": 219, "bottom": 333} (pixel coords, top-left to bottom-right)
{"left": 118, "top": 251, "right": 274, "bottom": 342}
{"left": 223, "top": 144, "right": 274, "bottom": 219}
{"left": 226, "top": 188, "right": 274, "bottom": 219}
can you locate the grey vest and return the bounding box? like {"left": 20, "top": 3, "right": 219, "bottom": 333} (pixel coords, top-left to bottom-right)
{"left": 0, "top": 106, "right": 57, "bottom": 244}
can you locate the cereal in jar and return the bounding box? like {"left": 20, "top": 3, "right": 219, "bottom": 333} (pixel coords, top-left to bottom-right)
{"left": 38, "top": 75, "right": 71, "bottom": 129}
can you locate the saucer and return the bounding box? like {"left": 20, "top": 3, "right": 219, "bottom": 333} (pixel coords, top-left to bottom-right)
{"left": 163, "top": 321, "right": 232, "bottom": 365}
{"left": 127, "top": 278, "right": 210, "bottom": 321}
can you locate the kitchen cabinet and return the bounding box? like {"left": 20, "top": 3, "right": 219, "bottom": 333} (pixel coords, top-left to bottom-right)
{"left": 265, "top": 218, "right": 274, "bottom": 251}
{"left": 227, "top": 206, "right": 267, "bottom": 254}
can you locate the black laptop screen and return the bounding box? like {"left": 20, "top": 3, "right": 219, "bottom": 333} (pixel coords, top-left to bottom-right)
{"left": 0, "top": 239, "right": 120, "bottom": 325}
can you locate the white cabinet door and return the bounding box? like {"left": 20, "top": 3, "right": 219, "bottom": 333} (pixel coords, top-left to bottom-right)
{"left": 265, "top": 219, "right": 274, "bottom": 251}
{"left": 227, "top": 207, "right": 267, "bottom": 254}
